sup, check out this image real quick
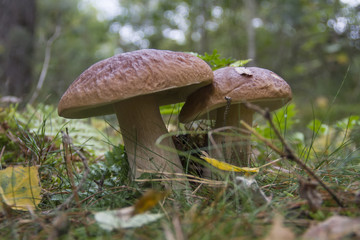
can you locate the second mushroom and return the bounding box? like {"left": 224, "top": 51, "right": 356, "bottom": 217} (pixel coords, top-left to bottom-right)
{"left": 179, "top": 67, "right": 292, "bottom": 168}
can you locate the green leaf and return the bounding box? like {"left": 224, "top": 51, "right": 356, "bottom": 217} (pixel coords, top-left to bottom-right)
{"left": 103, "top": 145, "right": 129, "bottom": 184}
{"left": 307, "top": 119, "right": 329, "bottom": 135}
{"left": 273, "top": 103, "right": 297, "bottom": 130}
{"left": 335, "top": 115, "right": 359, "bottom": 130}
{"left": 192, "top": 49, "right": 250, "bottom": 70}
{"left": 159, "top": 103, "right": 184, "bottom": 115}
{"left": 230, "top": 59, "right": 252, "bottom": 67}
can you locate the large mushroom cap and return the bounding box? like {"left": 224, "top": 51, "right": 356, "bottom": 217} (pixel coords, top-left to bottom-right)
{"left": 58, "top": 49, "right": 213, "bottom": 118}
{"left": 179, "top": 67, "right": 292, "bottom": 123}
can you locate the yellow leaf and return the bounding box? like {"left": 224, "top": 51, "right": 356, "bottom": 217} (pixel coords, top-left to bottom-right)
{"left": 134, "top": 189, "right": 169, "bottom": 215}
{"left": 200, "top": 155, "right": 259, "bottom": 173}
{"left": 0, "top": 166, "right": 41, "bottom": 211}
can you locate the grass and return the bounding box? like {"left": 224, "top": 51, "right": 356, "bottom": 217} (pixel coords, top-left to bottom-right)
{"left": 0, "top": 101, "right": 359, "bottom": 239}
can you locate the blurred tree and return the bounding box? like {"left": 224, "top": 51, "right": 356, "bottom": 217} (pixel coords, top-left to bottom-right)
{"left": 109, "top": 0, "right": 360, "bottom": 117}
{"left": 254, "top": 0, "right": 360, "bottom": 114}
{"left": 2, "top": 0, "right": 359, "bottom": 117}
{"left": 0, "top": 0, "right": 36, "bottom": 98}
{"left": 32, "top": 0, "right": 112, "bottom": 103}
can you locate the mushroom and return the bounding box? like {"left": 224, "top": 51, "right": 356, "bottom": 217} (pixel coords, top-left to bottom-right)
{"left": 179, "top": 66, "right": 292, "bottom": 167}
{"left": 58, "top": 49, "right": 213, "bottom": 187}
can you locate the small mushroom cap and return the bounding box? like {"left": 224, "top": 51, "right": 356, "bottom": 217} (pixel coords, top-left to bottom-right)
{"left": 179, "top": 67, "right": 292, "bottom": 123}
{"left": 58, "top": 49, "right": 213, "bottom": 118}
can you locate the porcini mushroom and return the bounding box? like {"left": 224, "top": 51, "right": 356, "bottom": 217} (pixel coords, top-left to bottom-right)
{"left": 179, "top": 67, "right": 292, "bottom": 167}
{"left": 58, "top": 49, "right": 213, "bottom": 187}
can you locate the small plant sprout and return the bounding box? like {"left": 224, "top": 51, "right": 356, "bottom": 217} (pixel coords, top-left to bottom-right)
{"left": 58, "top": 49, "right": 213, "bottom": 188}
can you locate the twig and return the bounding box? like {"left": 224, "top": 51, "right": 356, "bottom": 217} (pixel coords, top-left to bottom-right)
{"left": 62, "top": 129, "right": 80, "bottom": 208}
{"left": 241, "top": 101, "right": 344, "bottom": 207}
{"left": 57, "top": 130, "right": 90, "bottom": 211}
{"left": 0, "top": 146, "right": 5, "bottom": 169}
{"left": 135, "top": 178, "right": 225, "bottom": 186}
{"left": 135, "top": 169, "right": 226, "bottom": 186}
{"left": 240, "top": 122, "right": 283, "bottom": 155}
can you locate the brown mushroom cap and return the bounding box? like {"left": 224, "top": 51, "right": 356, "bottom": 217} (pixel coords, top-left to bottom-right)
{"left": 179, "top": 67, "right": 292, "bottom": 123}
{"left": 58, "top": 49, "right": 213, "bottom": 118}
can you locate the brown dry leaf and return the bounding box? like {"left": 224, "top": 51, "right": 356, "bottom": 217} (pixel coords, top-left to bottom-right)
{"left": 302, "top": 216, "right": 360, "bottom": 240}
{"left": 234, "top": 67, "right": 253, "bottom": 76}
{"left": 263, "top": 215, "right": 295, "bottom": 240}
{"left": 299, "top": 178, "right": 323, "bottom": 211}
{"left": 0, "top": 166, "right": 41, "bottom": 211}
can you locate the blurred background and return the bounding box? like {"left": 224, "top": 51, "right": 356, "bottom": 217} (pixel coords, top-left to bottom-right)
{"left": 0, "top": 0, "right": 359, "bottom": 122}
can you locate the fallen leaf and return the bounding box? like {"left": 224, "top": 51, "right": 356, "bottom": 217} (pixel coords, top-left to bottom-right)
{"left": 134, "top": 189, "right": 169, "bottom": 214}
{"left": 94, "top": 209, "right": 163, "bottom": 230}
{"left": 299, "top": 178, "right": 323, "bottom": 211}
{"left": 302, "top": 216, "right": 360, "bottom": 240}
{"left": 0, "top": 166, "right": 41, "bottom": 211}
{"left": 94, "top": 189, "right": 168, "bottom": 230}
{"left": 234, "top": 67, "right": 253, "bottom": 76}
{"left": 235, "top": 176, "right": 270, "bottom": 205}
{"left": 264, "top": 215, "right": 295, "bottom": 240}
{"left": 200, "top": 155, "right": 259, "bottom": 173}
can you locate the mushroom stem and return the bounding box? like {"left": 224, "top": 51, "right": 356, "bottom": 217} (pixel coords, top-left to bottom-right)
{"left": 211, "top": 104, "right": 253, "bottom": 166}
{"left": 238, "top": 104, "right": 254, "bottom": 165}
{"left": 113, "top": 94, "right": 185, "bottom": 188}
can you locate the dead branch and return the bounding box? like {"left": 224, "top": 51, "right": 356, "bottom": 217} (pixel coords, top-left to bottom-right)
{"left": 56, "top": 129, "right": 90, "bottom": 211}
{"left": 241, "top": 101, "right": 344, "bottom": 207}
{"left": 0, "top": 146, "right": 5, "bottom": 167}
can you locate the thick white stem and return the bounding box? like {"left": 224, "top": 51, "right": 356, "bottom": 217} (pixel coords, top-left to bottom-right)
{"left": 113, "top": 95, "right": 185, "bottom": 188}
{"left": 238, "top": 104, "right": 253, "bottom": 165}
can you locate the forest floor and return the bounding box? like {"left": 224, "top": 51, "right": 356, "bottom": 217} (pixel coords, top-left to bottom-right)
{"left": 0, "top": 103, "right": 359, "bottom": 239}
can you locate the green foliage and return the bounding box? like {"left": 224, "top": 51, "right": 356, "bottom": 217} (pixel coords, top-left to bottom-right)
{"left": 80, "top": 149, "right": 132, "bottom": 208}
{"left": 159, "top": 102, "right": 184, "bottom": 115}
{"left": 0, "top": 104, "right": 134, "bottom": 209}
{"left": 0, "top": 106, "right": 21, "bottom": 162}
{"left": 335, "top": 115, "right": 359, "bottom": 130}
{"left": 13, "top": 104, "right": 114, "bottom": 155}
{"left": 307, "top": 119, "right": 329, "bottom": 136}
{"left": 273, "top": 103, "right": 298, "bottom": 131}
{"left": 193, "top": 49, "right": 251, "bottom": 70}
{"left": 253, "top": 103, "right": 360, "bottom": 178}
{"left": 103, "top": 144, "right": 129, "bottom": 185}
{"left": 1, "top": 99, "right": 360, "bottom": 239}
{"left": 255, "top": 103, "right": 300, "bottom": 151}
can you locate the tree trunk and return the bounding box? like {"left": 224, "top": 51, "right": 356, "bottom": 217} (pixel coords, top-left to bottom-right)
{"left": 244, "top": 0, "right": 256, "bottom": 66}
{"left": 0, "top": 0, "right": 36, "bottom": 98}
